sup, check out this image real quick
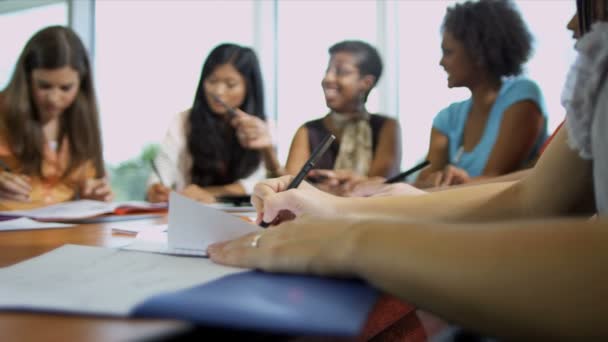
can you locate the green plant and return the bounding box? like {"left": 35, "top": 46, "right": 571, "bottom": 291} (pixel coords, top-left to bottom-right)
{"left": 107, "top": 143, "right": 160, "bottom": 201}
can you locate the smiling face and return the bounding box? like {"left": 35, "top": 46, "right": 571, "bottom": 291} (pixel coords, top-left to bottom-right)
{"left": 204, "top": 63, "right": 247, "bottom": 116}
{"left": 30, "top": 66, "right": 80, "bottom": 122}
{"left": 439, "top": 31, "right": 478, "bottom": 88}
{"left": 321, "top": 52, "right": 373, "bottom": 113}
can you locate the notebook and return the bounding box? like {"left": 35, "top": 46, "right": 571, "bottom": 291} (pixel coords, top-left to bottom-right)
{"left": 0, "top": 244, "right": 378, "bottom": 336}
{"left": 122, "top": 192, "right": 259, "bottom": 257}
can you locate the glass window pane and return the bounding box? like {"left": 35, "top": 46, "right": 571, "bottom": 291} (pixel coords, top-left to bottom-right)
{"left": 0, "top": 1, "right": 68, "bottom": 89}
{"left": 275, "top": 0, "right": 377, "bottom": 161}
{"left": 95, "top": 0, "right": 254, "bottom": 164}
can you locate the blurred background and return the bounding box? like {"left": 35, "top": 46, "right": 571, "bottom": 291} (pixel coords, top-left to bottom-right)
{"left": 0, "top": 0, "right": 576, "bottom": 199}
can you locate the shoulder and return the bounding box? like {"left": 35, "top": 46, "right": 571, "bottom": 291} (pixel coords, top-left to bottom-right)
{"left": 304, "top": 117, "right": 325, "bottom": 127}
{"left": 435, "top": 99, "right": 470, "bottom": 120}
{"left": 167, "top": 109, "right": 191, "bottom": 135}
{"left": 370, "top": 114, "right": 398, "bottom": 130}
{"left": 500, "top": 77, "right": 544, "bottom": 102}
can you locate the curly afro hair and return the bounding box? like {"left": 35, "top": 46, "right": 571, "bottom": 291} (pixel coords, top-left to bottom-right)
{"left": 441, "top": 0, "right": 533, "bottom": 79}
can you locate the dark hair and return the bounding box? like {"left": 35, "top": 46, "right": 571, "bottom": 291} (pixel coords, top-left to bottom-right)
{"left": 1, "top": 25, "right": 104, "bottom": 178}
{"left": 441, "top": 0, "right": 533, "bottom": 79}
{"left": 328, "top": 40, "right": 383, "bottom": 101}
{"left": 578, "top": 0, "right": 608, "bottom": 34}
{"left": 188, "top": 43, "right": 265, "bottom": 187}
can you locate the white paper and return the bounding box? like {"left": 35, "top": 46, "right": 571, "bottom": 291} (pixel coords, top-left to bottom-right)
{"left": 0, "top": 200, "right": 167, "bottom": 221}
{"left": 0, "top": 244, "right": 245, "bottom": 316}
{"left": 167, "top": 192, "right": 260, "bottom": 255}
{"left": 121, "top": 226, "right": 190, "bottom": 255}
{"left": 0, "top": 217, "right": 74, "bottom": 231}
{"left": 204, "top": 203, "right": 256, "bottom": 213}
{"left": 111, "top": 222, "right": 167, "bottom": 235}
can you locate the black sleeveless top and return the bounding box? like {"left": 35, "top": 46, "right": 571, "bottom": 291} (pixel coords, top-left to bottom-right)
{"left": 305, "top": 114, "right": 389, "bottom": 171}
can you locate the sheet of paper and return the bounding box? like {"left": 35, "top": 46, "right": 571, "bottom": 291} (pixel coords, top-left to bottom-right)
{"left": 167, "top": 192, "right": 260, "bottom": 255}
{"left": 111, "top": 222, "right": 167, "bottom": 235}
{"left": 204, "top": 203, "right": 256, "bottom": 213}
{"left": 0, "top": 244, "right": 245, "bottom": 316}
{"left": 0, "top": 200, "right": 116, "bottom": 220}
{"left": 0, "top": 217, "right": 74, "bottom": 231}
{"left": 0, "top": 200, "right": 167, "bottom": 221}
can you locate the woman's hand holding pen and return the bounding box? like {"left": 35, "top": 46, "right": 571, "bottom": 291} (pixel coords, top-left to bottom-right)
{"left": 208, "top": 215, "right": 360, "bottom": 276}
{"left": 80, "top": 178, "right": 114, "bottom": 202}
{"left": 147, "top": 183, "right": 170, "bottom": 203}
{"left": 181, "top": 184, "right": 216, "bottom": 204}
{"left": 0, "top": 171, "right": 31, "bottom": 201}
{"left": 306, "top": 169, "right": 365, "bottom": 196}
{"left": 251, "top": 175, "right": 344, "bottom": 226}
{"left": 430, "top": 165, "right": 470, "bottom": 187}
{"left": 230, "top": 110, "right": 272, "bottom": 150}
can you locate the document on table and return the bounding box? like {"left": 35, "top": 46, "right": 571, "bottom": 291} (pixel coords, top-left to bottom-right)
{"left": 0, "top": 200, "right": 167, "bottom": 222}
{"left": 0, "top": 217, "right": 74, "bottom": 231}
{"left": 0, "top": 244, "right": 244, "bottom": 316}
{"left": 111, "top": 222, "right": 167, "bottom": 235}
{"left": 123, "top": 192, "right": 259, "bottom": 257}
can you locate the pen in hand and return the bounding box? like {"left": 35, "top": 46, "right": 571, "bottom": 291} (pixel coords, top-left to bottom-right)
{"left": 211, "top": 94, "right": 238, "bottom": 119}
{"left": 0, "top": 159, "right": 31, "bottom": 201}
{"left": 259, "top": 134, "right": 336, "bottom": 228}
{"left": 384, "top": 160, "right": 431, "bottom": 184}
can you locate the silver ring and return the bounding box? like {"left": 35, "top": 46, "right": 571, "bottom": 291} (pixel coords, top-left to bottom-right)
{"left": 251, "top": 233, "right": 263, "bottom": 248}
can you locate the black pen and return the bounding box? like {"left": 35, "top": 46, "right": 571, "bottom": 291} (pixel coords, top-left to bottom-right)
{"left": 0, "top": 159, "right": 11, "bottom": 172}
{"left": 260, "top": 133, "right": 336, "bottom": 228}
{"left": 211, "top": 94, "right": 238, "bottom": 119}
{"left": 150, "top": 159, "right": 169, "bottom": 188}
{"left": 384, "top": 160, "right": 430, "bottom": 184}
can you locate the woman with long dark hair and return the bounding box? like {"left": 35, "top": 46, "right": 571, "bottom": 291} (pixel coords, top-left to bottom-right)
{"left": 147, "top": 43, "right": 279, "bottom": 203}
{"left": 0, "top": 26, "right": 111, "bottom": 210}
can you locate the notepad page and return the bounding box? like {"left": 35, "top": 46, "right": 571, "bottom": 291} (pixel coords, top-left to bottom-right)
{"left": 0, "top": 245, "right": 245, "bottom": 316}
{"left": 0, "top": 218, "right": 74, "bottom": 231}
{"left": 167, "top": 192, "right": 260, "bottom": 254}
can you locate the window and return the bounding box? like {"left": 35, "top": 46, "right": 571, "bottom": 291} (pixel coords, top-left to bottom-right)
{"left": 275, "top": 1, "right": 378, "bottom": 161}
{"left": 0, "top": 1, "right": 68, "bottom": 89}
{"left": 95, "top": 0, "right": 255, "bottom": 164}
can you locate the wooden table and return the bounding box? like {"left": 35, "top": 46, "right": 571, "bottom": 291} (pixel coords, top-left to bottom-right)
{"left": 0, "top": 216, "right": 193, "bottom": 342}
{"left": 0, "top": 216, "right": 445, "bottom": 341}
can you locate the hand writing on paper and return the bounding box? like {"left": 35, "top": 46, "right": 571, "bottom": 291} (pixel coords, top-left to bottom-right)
{"left": 251, "top": 175, "right": 344, "bottom": 226}
{"left": 208, "top": 216, "right": 359, "bottom": 276}
{"left": 80, "top": 178, "right": 114, "bottom": 202}
{"left": 0, "top": 171, "right": 31, "bottom": 202}
{"left": 147, "top": 183, "right": 170, "bottom": 203}
{"left": 230, "top": 110, "right": 272, "bottom": 150}
{"left": 181, "top": 184, "right": 216, "bottom": 204}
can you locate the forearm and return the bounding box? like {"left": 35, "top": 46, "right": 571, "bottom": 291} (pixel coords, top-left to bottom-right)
{"left": 204, "top": 183, "right": 246, "bottom": 196}
{"left": 345, "top": 218, "right": 608, "bottom": 339}
{"left": 341, "top": 181, "right": 527, "bottom": 222}
{"left": 261, "top": 146, "right": 283, "bottom": 177}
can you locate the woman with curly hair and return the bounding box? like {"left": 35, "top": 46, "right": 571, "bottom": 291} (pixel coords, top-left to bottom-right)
{"left": 146, "top": 43, "right": 279, "bottom": 203}
{"left": 415, "top": 0, "right": 548, "bottom": 188}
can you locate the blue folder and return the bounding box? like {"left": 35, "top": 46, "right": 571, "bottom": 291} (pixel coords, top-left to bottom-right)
{"left": 132, "top": 270, "right": 379, "bottom": 336}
